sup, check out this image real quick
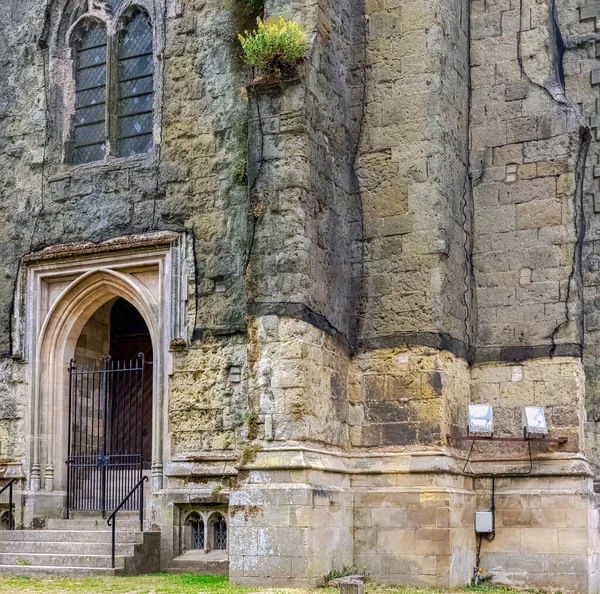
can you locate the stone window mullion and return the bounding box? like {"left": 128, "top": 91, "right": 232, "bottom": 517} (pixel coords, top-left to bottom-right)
{"left": 105, "top": 31, "right": 119, "bottom": 158}
{"left": 203, "top": 511, "right": 209, "bottom": 554}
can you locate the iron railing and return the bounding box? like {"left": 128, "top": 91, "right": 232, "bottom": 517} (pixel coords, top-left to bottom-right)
{"left": 0, "top": 479, "right": 17, "bottom": 530}
{"left": 106, "top": 475, "right": 148, "bottom": 568}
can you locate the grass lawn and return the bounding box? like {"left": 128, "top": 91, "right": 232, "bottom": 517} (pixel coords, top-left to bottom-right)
{"left": 0, "top": 574, "right": 532, "bottom": 594}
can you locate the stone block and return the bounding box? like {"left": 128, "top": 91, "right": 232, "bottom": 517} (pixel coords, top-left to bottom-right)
{"left": 243, "top": 555, "right": 292, "bottom": 578}
{"left": 498, "top": 177, "right": 557, "bottom": 205}
{"left": 493, "top": 143, "right": 524, "bottom": 165}
{"left": 475, "top": 206, "right": 516, "bottom": 234}
{"left": 500, "top": 508, "right": 566, "bottom": 528}
{"left": 483, "top": 551, "right": 545, "bottom": 573}
{"left": 505, "top": 81, "right": 530, "bottom": 101}
{"left": 484, "top": 527, "right": 521, "bottom": 552}
{"left": 380, "top": 422, "right": 417, "bottom": 445}
{"left": 276, "top": 527, "right": 307, "bottom": 556}
{"left": 543, "top": 553, "right": 588, "bottom": 574}
{"left": 565, "top": 508, "right": 588, "bottom": 528}
{"left": 558, "top": 528, "right": 589, "bottom": 554}
{"left": 340, "top": 579, "right": 364, "bottom": 594}
{"left": 521, "top": 528, "right": 559, "bottom": 553}
{"left": 524, "top": 136, "right": 572, "bottom": 162}
{"left": 516, "top": 199, "right": 562, "bottom": 230}
{"left": 416, "top": 528, "right": 450, "bottom": 556}
{"left": 477, "top": 286, "right": 516, "bottom": 307}
{"left": 507, "top": 116, "right": 538, "bottom": 143}
{"left": 355, "top": 490, "right": 421, "bottom": 508}
{"left": 471, "top": 121, "right": 507, "bottom": 149}
{"left": 365, "top": 400, "right": 410, "bottom": 423}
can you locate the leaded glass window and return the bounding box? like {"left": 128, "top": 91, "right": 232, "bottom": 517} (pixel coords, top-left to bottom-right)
{"left": 213, "top": 515, "right": 227, "bottom": 550}
{"left": 68, "top": 6, "right": 154, "bottom": 165}
{"left": 117, "top": 9, "right": 154, "bottom": 158}
{"left": 72, "top": 21, "right": 107, "bottom": 165}
{"left": 191, "top": 517, "right": 205, "bottom": 550}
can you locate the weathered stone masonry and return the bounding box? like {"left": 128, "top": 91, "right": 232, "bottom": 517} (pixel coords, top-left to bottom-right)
{"left": 2, "top": 0, "right": 600, "bottom": 590}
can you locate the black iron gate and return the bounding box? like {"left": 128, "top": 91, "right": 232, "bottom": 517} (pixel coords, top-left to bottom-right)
{"left": 66, "top": 354, "right": 147, "bottom": 516}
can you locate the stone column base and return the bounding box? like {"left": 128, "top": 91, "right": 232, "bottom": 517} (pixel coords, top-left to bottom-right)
{"left": 227, "top": 448, "right": 600, "bottom": 591}
{"left": 229, "top": 480, "right": 353, "bottom": 587}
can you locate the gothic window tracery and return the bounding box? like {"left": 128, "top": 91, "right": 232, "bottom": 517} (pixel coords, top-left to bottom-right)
{"left": 107, "top": 0, "right": 126, "bottom": 11}
{"left": 183, "top": 509, "right": 228, "bottom": 554}
{"left": 68, "top": 4, "right": 154, "bottom": 164}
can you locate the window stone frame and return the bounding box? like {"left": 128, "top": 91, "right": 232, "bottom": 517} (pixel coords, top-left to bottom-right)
{"left": 182, "top": 508, "right": 229, "bottom": 555}
{"left": 45, "top": 0, "right": 166, "bottom": 170}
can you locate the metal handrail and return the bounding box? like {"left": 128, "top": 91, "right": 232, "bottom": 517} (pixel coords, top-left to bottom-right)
{"left": 0, "top": 479, "right": 17, "bottom": 530}
{"left": 106, "top": 475, "right": 148, "bottom": 568}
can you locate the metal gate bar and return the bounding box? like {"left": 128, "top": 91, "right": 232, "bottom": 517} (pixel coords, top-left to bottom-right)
{"left": 67, "top": 354, "right": 146, "bottom": 516}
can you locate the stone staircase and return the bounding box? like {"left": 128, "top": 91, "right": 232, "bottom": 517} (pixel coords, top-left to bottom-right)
{"left": 0, "top": 516, "right": 160, "bottom": 576}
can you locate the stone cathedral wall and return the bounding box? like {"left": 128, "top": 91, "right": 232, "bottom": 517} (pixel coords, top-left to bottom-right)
{"left": 1, "top": 0, "right": 600, "bottom": 591}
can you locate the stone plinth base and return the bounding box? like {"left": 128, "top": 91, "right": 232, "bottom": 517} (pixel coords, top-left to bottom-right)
{"left": 228, "top": 448, "right": 600, "bottom": 591}
{"left": 475, "top": 470, "right": 600, "bottom": 593}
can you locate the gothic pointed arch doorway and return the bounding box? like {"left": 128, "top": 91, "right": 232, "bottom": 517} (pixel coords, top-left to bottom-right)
{"left": 18, "top": 234, "right": 186, "bottom": 524}
{"left": 66, "top": 297, "right": 153, "bottom": 514}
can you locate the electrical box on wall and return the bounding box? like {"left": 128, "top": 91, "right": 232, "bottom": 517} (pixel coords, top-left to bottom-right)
{"left": 475, "top": 511, "right": 494, "bottom": 533}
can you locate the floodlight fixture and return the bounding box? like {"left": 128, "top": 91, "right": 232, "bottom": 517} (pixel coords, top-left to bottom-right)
{"left": 522, "top": 406, "right": 548, "bottom": 437}
{"left": 468, "top": 404, "right": 494, "bottom": 435}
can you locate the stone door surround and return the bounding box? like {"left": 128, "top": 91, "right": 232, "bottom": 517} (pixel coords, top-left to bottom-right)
{"left": 14, "top": 232, "right": 187, "bottom": 497}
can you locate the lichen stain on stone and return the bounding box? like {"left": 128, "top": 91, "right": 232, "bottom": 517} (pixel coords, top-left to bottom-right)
{"left": 30, "top": 517, "right": 46, "bottom": 530}
{"left": 247, "top": 318, "right": 260, "bottom": 364}
{"left": 428, "top": 371, "right": 443, "bottom": 396}
{"left": 229, "top": 504, "right": 262, "bottom": 521}
{"left": 312, "top": 487, "right": 330, "bottom": 500}
{"left": 23, "top": 232, "right": 180, "bottom": 264}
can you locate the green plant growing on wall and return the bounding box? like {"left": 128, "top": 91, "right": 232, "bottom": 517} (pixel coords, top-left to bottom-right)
{"left": 238, "top": 17, "right": 308, "bottom": 80}
{"left": 245, "top": 408, "right": 259, "bottom": 439}
{"left": 239, "top": 443, "right": 262, "bottom": 465}
{"left": 231, "top": 157, "right": 248, "bottom": 185}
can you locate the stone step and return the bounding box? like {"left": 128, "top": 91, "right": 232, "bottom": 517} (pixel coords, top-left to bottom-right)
{"left": 0, "top": 540, "right": 136, "bottom": 555}
{"left": 166, "top": 560, "right": 228, "bottom": 575}
{"left": 166, "top": 550, "right": 228, "bottom": 575}
{"left": 0, "top": 527, "right": 161, "bottom": 577}
{"left": 67, "top": 511, "right": 141, "bottom": 519}
{"left": 0, "top": 530, "right": 144, "bottom": 543}
{"left": 0, "top": 564, "right": 118, "bottom": 577}
{"left": 0, "top": 552, "right": 125, "bottom": 569}
{"left": 46, "top": 519, "right": 148, "bottom": 531}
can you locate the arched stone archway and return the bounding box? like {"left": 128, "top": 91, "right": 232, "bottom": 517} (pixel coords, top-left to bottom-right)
{"left": 34, "top": 269, "right": 159, "bottom": 495}
{"left": 16, "top": 234, "right": 185, "bottom": 521}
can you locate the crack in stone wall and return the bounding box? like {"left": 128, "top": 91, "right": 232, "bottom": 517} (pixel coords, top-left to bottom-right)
{"left": 561, "top": 0, "right": 600, "bottom": 471}
{"left": 471, "top": 0, "right": 586, "bottom": 359}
